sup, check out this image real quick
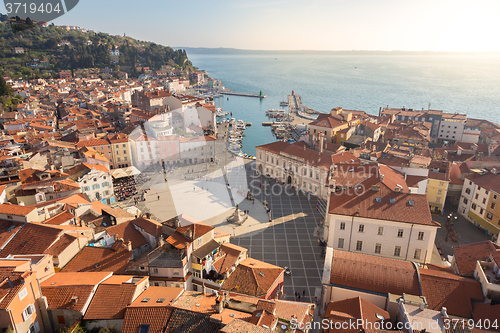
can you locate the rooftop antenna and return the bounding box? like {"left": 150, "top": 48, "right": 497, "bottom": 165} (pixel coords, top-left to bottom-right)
{"left": 428, "top": 102, "right": 431, "bottom": 111}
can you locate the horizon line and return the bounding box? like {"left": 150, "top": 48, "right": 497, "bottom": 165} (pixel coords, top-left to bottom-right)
{"left": 174, "top": 47, "right": 500, "bottom": 54}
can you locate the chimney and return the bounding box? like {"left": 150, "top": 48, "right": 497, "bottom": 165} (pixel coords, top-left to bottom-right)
{"left": 379, "top": 173, "right": 384, "bottom": 182}
{"left": 303, "top": 145, "right": 306, "bottom": 151}
{"left": 125, "top": 241, "right": 132, "bottom": 252}
{"left": 158, "top": 235, "right": 165, "bottom": 247}
{"left": 441, "top": 307, "right": 448, "bottom": 317}
{"left": 71, "top": 296, "right": 78, "bottom": 305}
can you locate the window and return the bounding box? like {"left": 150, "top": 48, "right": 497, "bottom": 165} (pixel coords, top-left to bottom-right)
{"left": 437, "top": 189, "right": 442, "bottom": 195}
{"left": 356, "top": 240, "right": 363, "bottom": 251}
{"left": 494, "top": 194, "right": 498, "bottom": 200}
{"left": 358, "top": 224, "right": 364, "bottom": 232}
{"left": 436, "top": 196, "right": 441, "bottom": 202}
{"left": 19, "top": 288, "right": 28, "bottom": 301}
{"left": 472, "top": 203, "right": 477, "bottom": 210}
{"left": 483, "top": 198, "right": 487, "bottom": 204}
{"left": 394, "top": 246, "right": 401, "bottom": 257}
{"left": 375, "top": 243, "right": 382, "bottom": 254}
{"left": 465, "top": 188, "right": 471, "bottom": 194}
{"left": 378, "top": 227, "right": 384, "bottom": 235}
{"left": 397, "top": 229, "right": 404, "bottom": 238}
{"left": 463, "top": 198, "right": 468, "bottom": 204}
{"left": 414, "top": 249, "right": 422, "bottom": 260}
{"left": 22, "top": 304, "right": 35, "bottom": 321}
{"left": 139, "top": 324, "right": 150, "bottom": 333}
{"left": 57, "top": 315, "right": 65, "bottom": 325}
{"left": 487, "top": 212, "right": 493, "bottom": 220}
{"left": 492, "top": 203, "right": 496, "bottom": 210}
{"left": 340, "top": 222, "right": 345, "bottom": 230}
{"left": 475, "top": 194, "right": 479, "bottom": 200}
{"left": 153, "top": 268, "right": 158, "bottom": 274}
{"left": 480, "top": 208, "right": 484, "bottom": 215}
{"left": 338, "top": 238, "right": 344, "bottom": 248}
{"left": 418, "top": 232, "right": 424, "bottom": 240}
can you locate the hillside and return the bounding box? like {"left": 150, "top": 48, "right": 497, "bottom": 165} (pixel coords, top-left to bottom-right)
{"left": 0, "top": 15, "right": 195, "bottom": 79}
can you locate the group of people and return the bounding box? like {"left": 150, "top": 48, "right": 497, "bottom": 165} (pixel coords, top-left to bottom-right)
{"left": 114, "top": 177, "right": 138, "bottom": 202}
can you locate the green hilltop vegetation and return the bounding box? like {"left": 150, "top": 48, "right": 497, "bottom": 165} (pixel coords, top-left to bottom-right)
{"left": 0, "top": 13, "right": 195, "bottom": 80}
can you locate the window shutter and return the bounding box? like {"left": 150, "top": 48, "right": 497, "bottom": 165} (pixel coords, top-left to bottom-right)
{"left": 35, "top": 322, "right": 40, "bottom": 333}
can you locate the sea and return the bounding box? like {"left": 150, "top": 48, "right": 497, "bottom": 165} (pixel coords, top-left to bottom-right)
{"left": 185, "top": 50, "right": 500, "bottom": 155}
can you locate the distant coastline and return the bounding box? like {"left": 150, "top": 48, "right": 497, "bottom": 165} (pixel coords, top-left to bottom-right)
{"left": 175, "top": 47, "right": 500, "bottom": 56}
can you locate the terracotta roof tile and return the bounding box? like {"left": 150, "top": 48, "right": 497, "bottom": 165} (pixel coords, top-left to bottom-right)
{"left": 328, "top": 172, "right": 438, "bottom": 227}
{"left": 42, "top": 210, "right": 74, "bottom": 225}
{"left": 222, "top": 258, "right": 284, "bottom": 298}
{"left": 84, "top": 283, "right": 138, "bottom": 320}
{"left": 330, "top": 250, "right": 420, "bottom": 295}
{"left": 130, "top": 217, "right": 163, "bottom": 237}
{"left": 41, "top": 285, "right": 94, "bottom": 312}
{"left": 128, "top": 286, "right": 183, "bottom": 307}
{"left": 45, "top": 233, "right": 77, "bottom": 257}
{"left": 0, "top": 223, "right": 62, "bottom": 258}
{"left": 324, "top": 297, "right": 389, "bottom": 333}
{"left": 172, "top": 291, "right": 218, "bottom": 314}
{"left": 0, "top": 203, "right": 36, "bottom": 216}
{"left": 453, "top": 241, "right": 500, "bottom": 276}
{"left": 419, "top": 268, "right": 483, "bottom": 318}
{"left": 106, "top": 221, "right": 148, "bottom": 250}
{"left": 61, "top": 241, "right": 133, "bottom": 274}
{"left": 165, "top": 308, "right": 221, "bottom": 333}
{"left": 122, "top": 306, "right": 173, "bottom": 333}
{"left": 220, "top": 319, "right": 273, "bottom": 332}
{"left": 472, "top": 303, "right": 500, "bottom": 330}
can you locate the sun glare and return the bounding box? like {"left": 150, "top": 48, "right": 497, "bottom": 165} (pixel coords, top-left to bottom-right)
{"left": 437, "top": 5, "right": 500, "bottom": 52}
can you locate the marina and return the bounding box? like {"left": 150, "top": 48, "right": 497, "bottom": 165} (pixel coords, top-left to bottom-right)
{"left": 221, "top": 90, "right": 267, "bottom": 98}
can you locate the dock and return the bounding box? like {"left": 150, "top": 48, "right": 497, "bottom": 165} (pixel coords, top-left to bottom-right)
{"left": 222, "top": 91, "right": 266, "bottom": 98}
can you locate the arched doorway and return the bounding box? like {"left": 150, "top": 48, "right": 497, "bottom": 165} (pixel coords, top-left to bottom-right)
{"left": 258, "top": 164, "right": 263, "bottom": 175}
{"left": 287, "top": 176, "right": 292, "bottom": 184}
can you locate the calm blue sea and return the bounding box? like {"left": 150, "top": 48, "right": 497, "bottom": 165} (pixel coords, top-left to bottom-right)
{"left": 186, "top": 50, "right": 500, "bottom": 155}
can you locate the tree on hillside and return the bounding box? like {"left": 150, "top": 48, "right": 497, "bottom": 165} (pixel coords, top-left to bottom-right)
{"left": 0, "top": 77, "right": 13, "bottom": 97}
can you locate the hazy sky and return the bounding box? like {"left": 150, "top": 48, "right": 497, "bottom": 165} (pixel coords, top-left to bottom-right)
{"left": 43, "top": 0, "right": 500, "bottom": 51}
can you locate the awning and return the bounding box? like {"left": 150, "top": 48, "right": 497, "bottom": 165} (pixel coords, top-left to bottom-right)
{"left": 111, "top": 166, "right": 141, "bottom": 179}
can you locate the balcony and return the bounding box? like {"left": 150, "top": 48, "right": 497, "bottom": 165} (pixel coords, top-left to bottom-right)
{"left": 475, "top": 260, "right": 500, "bottom": 299}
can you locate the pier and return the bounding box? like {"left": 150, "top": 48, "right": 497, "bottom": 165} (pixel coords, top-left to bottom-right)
{"left": 222, "top": 90, "right": 267, "bottom": 98}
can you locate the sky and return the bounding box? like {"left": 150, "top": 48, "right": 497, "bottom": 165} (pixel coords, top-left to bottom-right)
{"left": 38, "top": 0, "right": 500, "bottom": 51}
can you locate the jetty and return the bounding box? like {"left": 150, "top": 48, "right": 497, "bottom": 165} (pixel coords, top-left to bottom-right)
{"left": 222, "top": 90, "right": 266, "bottom": 98}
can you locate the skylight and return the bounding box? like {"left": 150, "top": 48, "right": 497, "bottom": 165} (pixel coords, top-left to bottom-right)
{"left": 141, "top": 298, "right": 151, "bottom": 303}
{"left": 389, "top": 198, "right": 395, "bottom": 204}
{"left": 156, "top": 298, "right": 165, "bottom": 303}
{"left": 376, "top": 197, "right": 382, "bottom": 202}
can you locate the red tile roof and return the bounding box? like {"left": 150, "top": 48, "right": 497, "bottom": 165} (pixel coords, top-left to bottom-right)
{"left": 84, "top": 283, "right": 138, "bottom": 320}
{"left": 222, "top": 258, "right": 284, "bottom": 298}
{"left": 0, "top": 203, "right": 36, "bottom": 216}
{"left": 472, "top": 303, "right": 500, "bottom": 330}
{"left": 453, "top": 241, "right": 500, "bottom": 276}
{"left": 45, "top": 233, "right": 77, "bottom": 257}
{"left": 419, "top": 268, "right": 483, "bottom": 318}
{"left": 324, "top": 297, "right": 389, "bottom": 333}
{"left": 122, "top": 306, "right": 173, "bottom": 333}
{"left": 61, "top": 240, "right": 133, "bottom": 274}
{"left": 330, "top": 250, "right": 420, "bottom": 295}
{"left": 328, "top": 172, "right": 438, "bottom": 227}
{"left": 0, "top": 223, "right": 62, "bottom": 258}
{"left": 42, "top": 210, "right": 74, "bottom": 225}
{"left": 106, "top": 221, "right": 147, "bottom": 250}
{"left": 42, "top": 285, "right": 94, "bottom": 312}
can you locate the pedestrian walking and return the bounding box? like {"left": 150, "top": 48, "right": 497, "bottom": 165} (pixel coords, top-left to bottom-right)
{"left": 303, "top": 290, "right": 305, "bottom": 297}
{"left": 193, "top": 186, "right": 196, "bottom": 191}
{"left": 298, "top": 294, "right": 300, "bottom": 301}
{"left": 252, "top": 198, "right": 254, "bottom": 204}
{"left": 157, "top": 195, "right": 160, "bottom": 201}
